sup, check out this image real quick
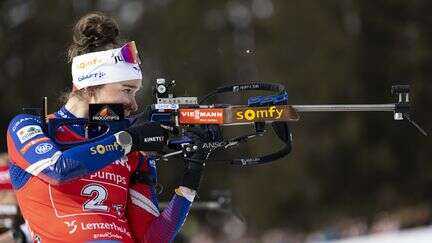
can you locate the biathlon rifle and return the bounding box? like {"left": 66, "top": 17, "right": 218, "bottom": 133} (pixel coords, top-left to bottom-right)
{"left": 38, "top": 80, "right": 427, "bottom": 166}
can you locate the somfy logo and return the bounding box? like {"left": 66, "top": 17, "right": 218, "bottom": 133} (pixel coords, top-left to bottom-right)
{"left": 77, "top": 58, "right": 103, "bottom": 69}
{"left": 90, "top": 142, "right": 122, "bottom": 155}
{"left": 35, "top": 143, "right": 53, "bottom": 154}
{"left": 236, "top": 106, "right": 283, "bottom": 121}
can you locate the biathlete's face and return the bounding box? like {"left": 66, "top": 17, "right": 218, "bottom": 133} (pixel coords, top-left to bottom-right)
{"left": 91, "top": 79, "right": 142, "bottom": 116}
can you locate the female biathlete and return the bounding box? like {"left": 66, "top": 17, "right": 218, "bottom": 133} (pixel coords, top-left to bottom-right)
{"left": 6, "top": 12, "right": 217, "bottom": 243}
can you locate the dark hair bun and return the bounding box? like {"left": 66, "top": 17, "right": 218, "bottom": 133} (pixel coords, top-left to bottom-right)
{"left": 68, "top": 12, "right": 120, "bottom": 62}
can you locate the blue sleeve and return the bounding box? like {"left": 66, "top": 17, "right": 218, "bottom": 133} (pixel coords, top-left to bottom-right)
{"left": 127, "top": 156, "right": 193, "bottom": 243}
{"left": 7, "top": 114, "right": 130, "bottom": 185}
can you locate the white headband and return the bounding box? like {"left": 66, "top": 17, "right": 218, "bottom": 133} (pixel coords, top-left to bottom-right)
{"left": 71, "top": 46, "right": 142, "bottom": 90}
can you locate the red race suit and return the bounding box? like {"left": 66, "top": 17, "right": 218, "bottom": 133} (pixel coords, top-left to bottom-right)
{"left": 7, "top": 107, "right": 194, "bottom": 243}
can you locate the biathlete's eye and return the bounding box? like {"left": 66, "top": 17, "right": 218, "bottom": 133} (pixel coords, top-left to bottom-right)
{"left": 123, "top": 88, "right": 133, "bottom": 94}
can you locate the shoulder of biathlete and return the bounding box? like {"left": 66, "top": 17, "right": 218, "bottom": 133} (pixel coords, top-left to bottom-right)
{"left": 6, "top": 113, "right": 130, "bottom": 188}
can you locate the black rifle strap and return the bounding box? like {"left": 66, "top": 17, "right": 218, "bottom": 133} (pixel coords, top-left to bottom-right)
{"left": 200, "top": 82, "right": 286, "bottom": 103}
{"left": 205, "top": 121, "right": 292, "bottom": 166}
{"left": 198, "top": 82, "right": 292, "bottom": 166}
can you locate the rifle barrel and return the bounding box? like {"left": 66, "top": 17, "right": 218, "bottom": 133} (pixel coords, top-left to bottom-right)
{"left": 292, "top": 104, "right": 396, "bottom": 112}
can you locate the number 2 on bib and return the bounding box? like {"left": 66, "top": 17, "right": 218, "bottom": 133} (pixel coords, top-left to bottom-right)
{"left": 81, "top": 183, "right": 109, "bottom": 212}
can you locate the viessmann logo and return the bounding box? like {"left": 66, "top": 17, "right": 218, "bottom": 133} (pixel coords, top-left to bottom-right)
{"left": 181, "top": 110, "right": 223, "bottom": 119}
{"left": 179, "top": 108, "right": 224, "bottom": 124}
{"left": 236, "top": 106, "right": 284, "bottom": 121}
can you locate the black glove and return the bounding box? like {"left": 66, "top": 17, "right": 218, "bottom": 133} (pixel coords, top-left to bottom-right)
{"left": 125, "top": 121, "right": 168, "bottom": 152}
{"left": 181, "top": 125, "right": 222, "bottom": 191}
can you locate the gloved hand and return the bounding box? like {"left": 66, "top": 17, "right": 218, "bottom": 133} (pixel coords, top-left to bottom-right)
{"left": 181, "top": 125, "right": 222, "bottom": 191}
{"left": 125, "top": 121, "right": 168, "bottom": 152}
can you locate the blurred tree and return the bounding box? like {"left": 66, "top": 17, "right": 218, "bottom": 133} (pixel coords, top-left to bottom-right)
{"left": 0, "top": 0, "right": 430, "bottom": 238}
